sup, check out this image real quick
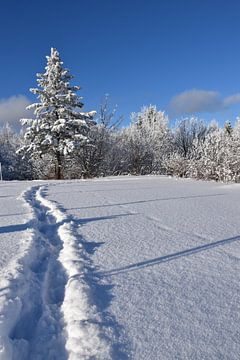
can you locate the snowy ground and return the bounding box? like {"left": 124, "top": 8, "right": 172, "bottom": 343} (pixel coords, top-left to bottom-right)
{"left": 1, "top": 176, "right": 240, "bottom": 359}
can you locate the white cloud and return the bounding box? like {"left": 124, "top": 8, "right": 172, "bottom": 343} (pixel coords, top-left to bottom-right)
{"left": 169, "top": 89, "right": 240, "bottom": 117}
{"left": 223, "top": 93, "right": 240, "bottom": 107}
{"left": 0, "top": 95, "right": 32, "bottom": 130}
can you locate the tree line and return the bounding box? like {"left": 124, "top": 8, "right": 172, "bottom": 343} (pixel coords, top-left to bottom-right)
{"left": 0, "top": 48, "right": 239, "bottom": 182}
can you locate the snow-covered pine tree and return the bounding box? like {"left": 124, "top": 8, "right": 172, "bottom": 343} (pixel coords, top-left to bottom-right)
{"left": 18, "top": 48, "right": 95, "bottom": 179}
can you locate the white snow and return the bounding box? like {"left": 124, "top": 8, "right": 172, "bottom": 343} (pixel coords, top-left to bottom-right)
{"left": 0, "top": 182, "right": 35, "bottom": 359}
{"left": 35, "top": 187, "right": 111, "bottom": 359}
{"left": 1, "top": 176, "right": 240, "bottom": 359}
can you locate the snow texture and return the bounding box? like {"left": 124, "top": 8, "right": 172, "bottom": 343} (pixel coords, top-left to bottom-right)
{"left": 0, "top": 182, "right": 111, "bottom": 359}
{"left": 47, "top": 176, "right": 240, "bottom": 359}
{"left": 1, "top": 176, "right": 240, "bottom": 359}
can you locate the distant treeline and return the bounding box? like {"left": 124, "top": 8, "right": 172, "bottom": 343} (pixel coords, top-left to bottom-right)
{"left": 1, "top": 105, "right": 239, "bottom": 182}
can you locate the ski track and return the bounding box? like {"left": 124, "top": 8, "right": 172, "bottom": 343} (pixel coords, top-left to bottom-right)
{"left": 5, "top": 185, "right": 113, "bottom": 360}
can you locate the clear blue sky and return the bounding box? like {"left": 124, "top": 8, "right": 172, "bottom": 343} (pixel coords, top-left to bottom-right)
{"left": 1, "top": 0, "right": 240, "bottom": 127}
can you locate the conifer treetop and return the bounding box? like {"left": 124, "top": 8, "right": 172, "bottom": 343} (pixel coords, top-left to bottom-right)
{"left": 19, "top": 47, "right": 96, "bottom": 160}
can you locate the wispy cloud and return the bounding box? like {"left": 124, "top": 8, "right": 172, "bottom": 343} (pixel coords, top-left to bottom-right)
{"left": 0, "top": 95, "right": 32, "bottom": 130}
{"left": 169, "top": 89, "right": 240, "bottom": 117}
{"left": 223, "top": 93, "right": 240, "bottom": 107}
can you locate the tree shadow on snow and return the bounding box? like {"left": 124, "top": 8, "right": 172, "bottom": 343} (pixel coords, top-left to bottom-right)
{"left": 0, "top": 223, "right": 29, "bottom": 234}
{"left": 0, "top": 195, "right": 15, "bottom": 198}
{"left": 67, "top": 193, "right": 225, "bottom": 211}
{"left": 71, "top": 213, "right": 133, "bottom": 359}
{"left": 0, "top": 213, "right": 29, "bottom": 218}
{"left": 100, "top": 234, "right": 240, "bottom": 276}
{"left": 48, "top": 186, "right": 158, "bottom": 195}
{"left": 75, "top": 213, "right": 135, "bottom": 226}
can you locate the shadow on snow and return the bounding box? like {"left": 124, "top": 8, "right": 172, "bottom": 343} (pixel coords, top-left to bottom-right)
{"left": 70, "top": 212, "right": 133, "bottom": 359}
{"left": 0, "top": 223, "right": 29, "bottom": 234}
{"left": 100, "top": 234, "right": 240, "bottom": 276}
{"left": 67, "top": 193, "right": 225, "bottom": 211}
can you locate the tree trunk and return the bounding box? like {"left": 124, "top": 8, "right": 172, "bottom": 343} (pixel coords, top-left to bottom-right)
{"left": 55, "top": 152, "right": 62, "bottom": 180}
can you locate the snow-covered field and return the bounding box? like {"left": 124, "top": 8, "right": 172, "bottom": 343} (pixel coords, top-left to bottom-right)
{"left": 1, "top": 176, "right": 240, "bottom": 359}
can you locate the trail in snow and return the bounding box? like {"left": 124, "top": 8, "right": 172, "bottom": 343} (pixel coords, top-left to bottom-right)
{"left": 10, "top": 186, "right": 67, "bottom": 359}
{"left": 35, "top": 186, "right": 129, "bottom": 360}
{"left": 6, "top": 185, "right": 123, "bottom": 360}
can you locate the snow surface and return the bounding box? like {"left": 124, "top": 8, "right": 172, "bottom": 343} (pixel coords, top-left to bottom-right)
{"left": 1, "top": 176, "right": 240, "bottom": 359}
{"left": 0, "top": 181, "right": 35, "bottom": 359}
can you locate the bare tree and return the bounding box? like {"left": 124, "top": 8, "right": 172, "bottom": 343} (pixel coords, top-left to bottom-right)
{"left": 174, "top": 117, "right": 207, "bottom": 157}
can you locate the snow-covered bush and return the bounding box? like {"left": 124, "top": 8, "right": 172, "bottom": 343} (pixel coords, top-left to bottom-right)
{"left": 0, "top": 124, "right": 32, "bottom": 180}
{"left": 78, "top": 95, "right": 123, "bottom": 178}
{"left": 163, "top": 152, "right": 188, "bottom": 177}
{"left": 122, "top": 106, "right": 172, "bottom": 174}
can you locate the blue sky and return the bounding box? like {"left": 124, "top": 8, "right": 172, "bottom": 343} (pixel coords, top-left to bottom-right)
{"left": 1, "top": 0, "right": 240, "bottom": 128}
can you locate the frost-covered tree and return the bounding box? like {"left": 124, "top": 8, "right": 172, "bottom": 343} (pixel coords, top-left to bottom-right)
{"left": 163, "top": 152, "right": 188, "bottom": 177}
{"left": 18, "top": 48, "right": 95, "bottom": 179}
{"left": 186, "top": 123, "right": 233, "bottom": 182}
{"left": 174, "top": 117, "right": 207, "bottom": 157}
{"left": 127, "top": 105, "right": 172, "bottom": 174}
{"left": 79, "top": 95, "right": 123, "bottom": 177}
{"left": 230, "top": 118, "right": 240, "bottom": 181}
{"left": 0, "top": 123, "right": 32, "bottom": 180}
